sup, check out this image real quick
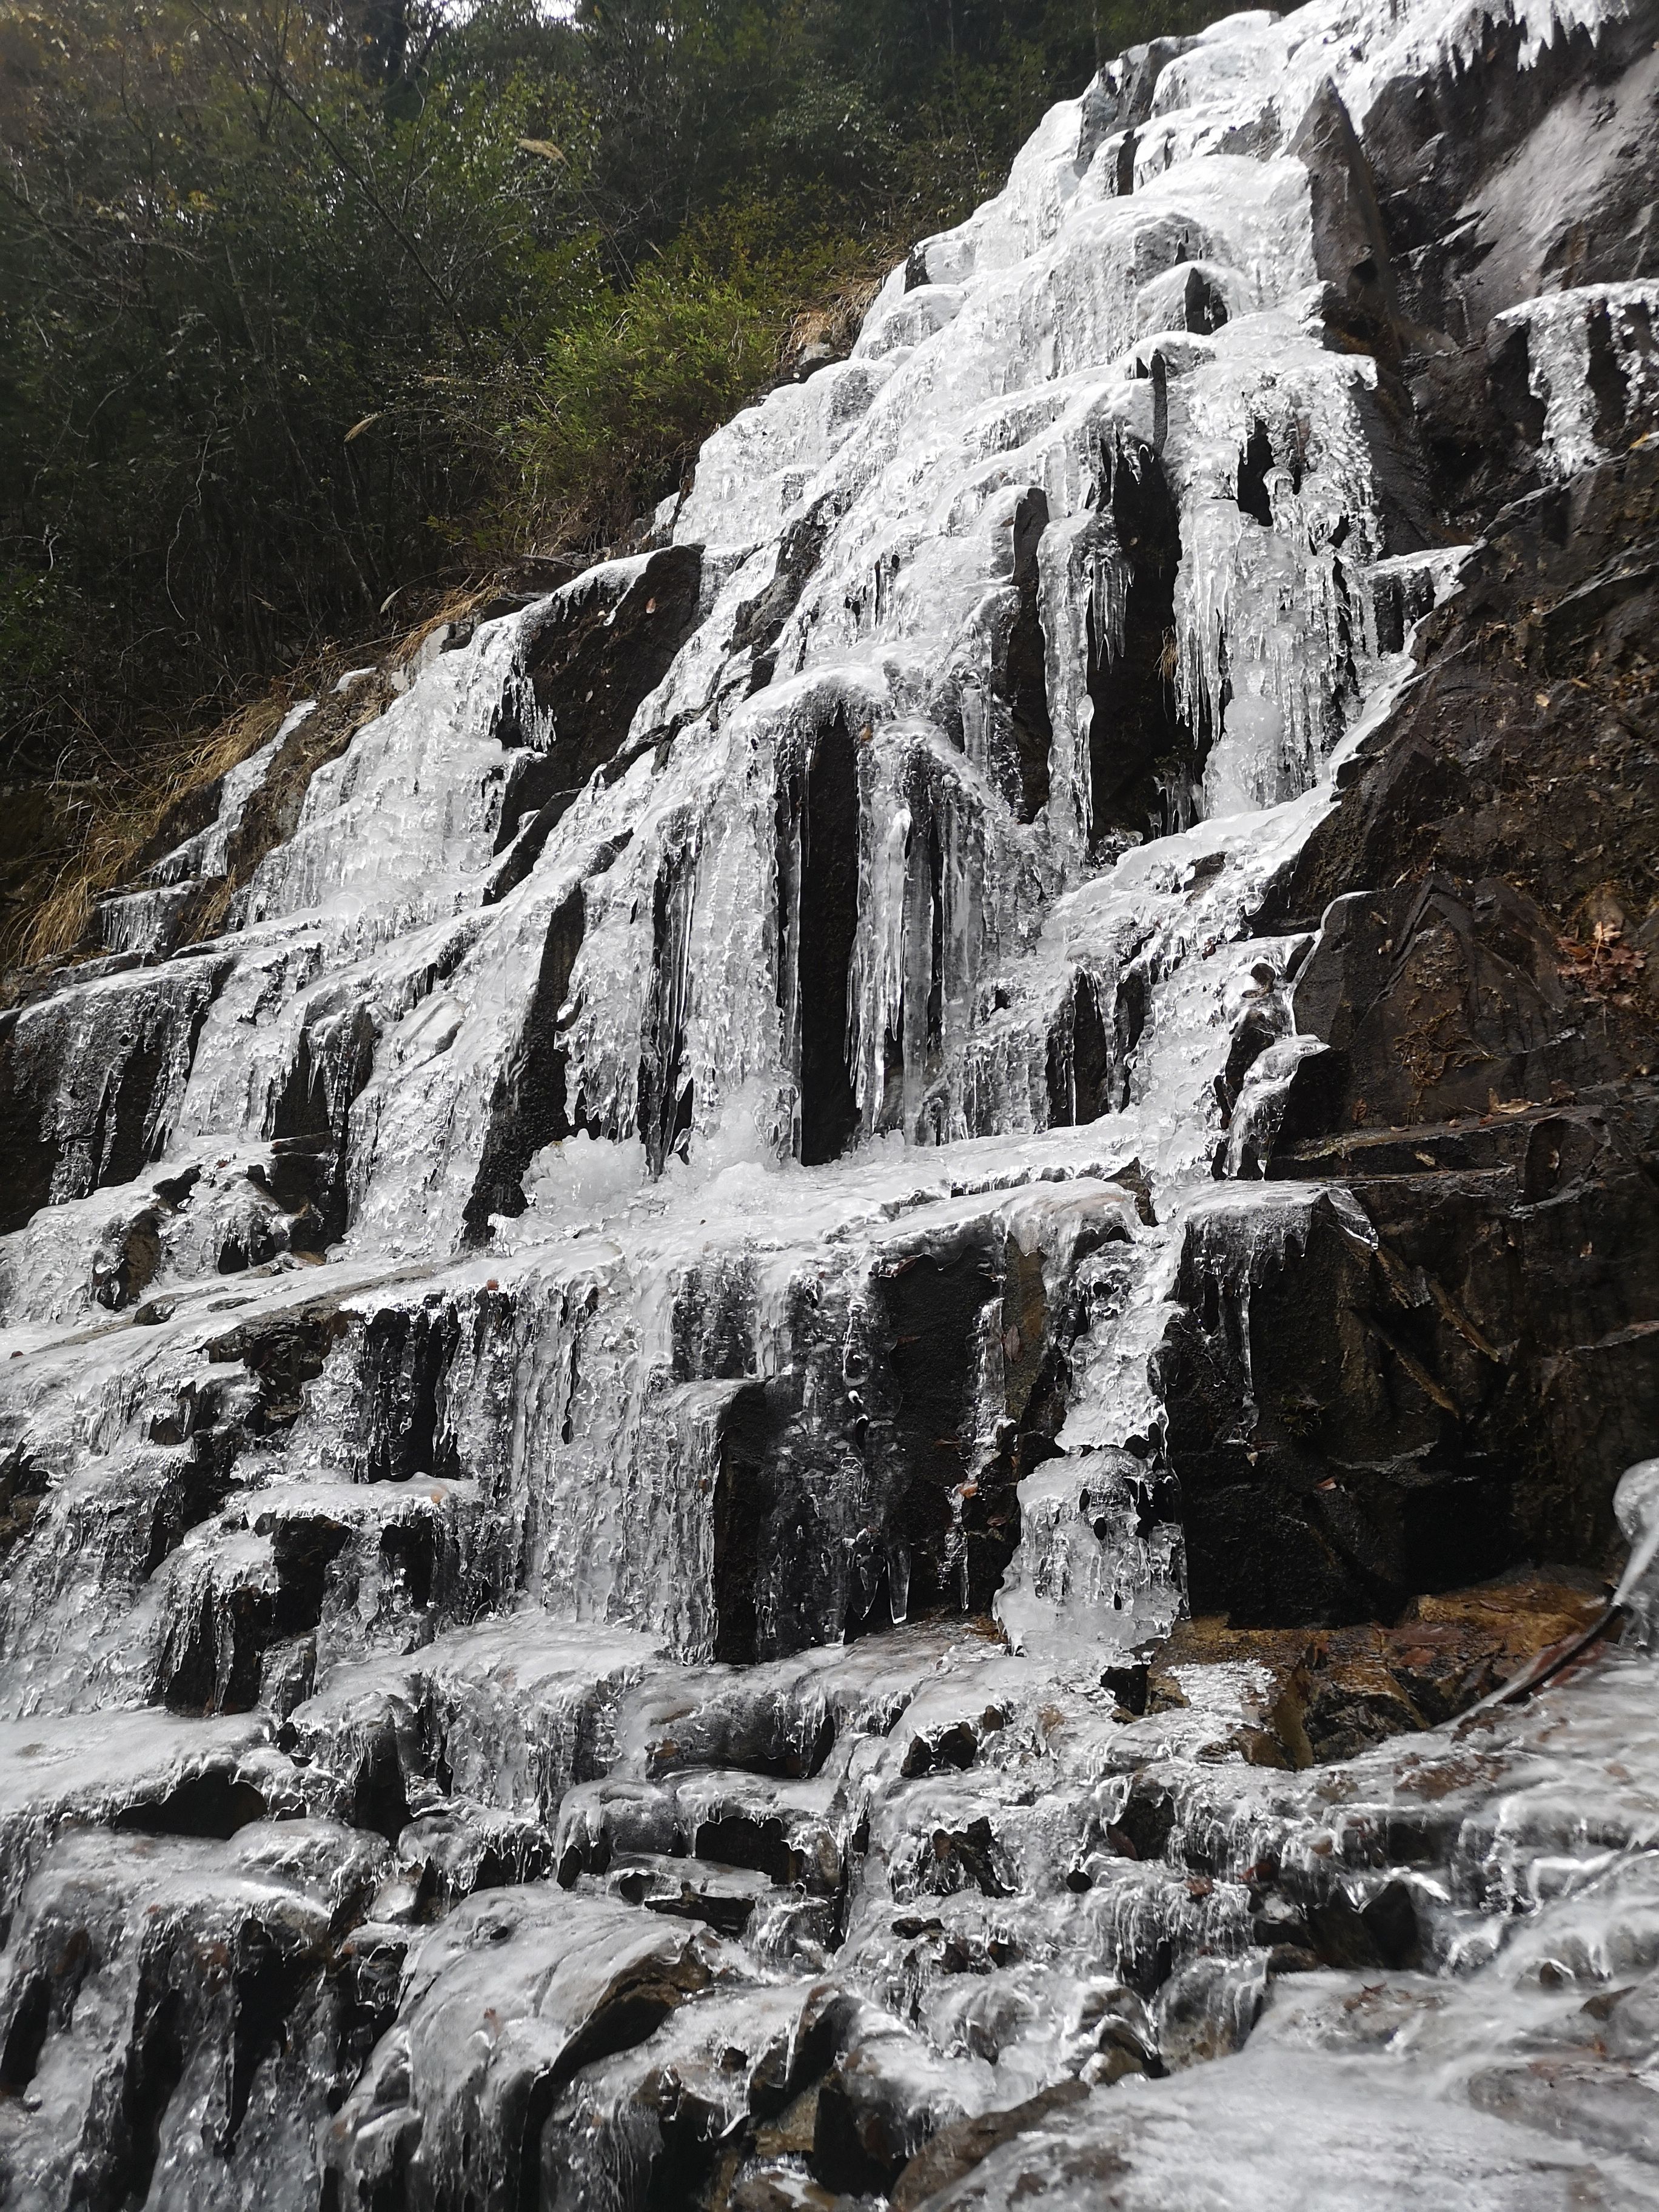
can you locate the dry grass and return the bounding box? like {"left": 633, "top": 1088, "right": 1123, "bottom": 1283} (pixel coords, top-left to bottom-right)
{"left": 15, "top": 806, "right": 148, "bottom": 977}
{"left": 0, "top": 614, "right": 447, "bottom": 989}
{"left": 184, "top": 698, "right": 294, "bottom": 791}
{"left": 395, "top": 578, "right": 525, "bottom": 669}
{"left": 2, "top": 572, "right": 473, "bottom": 987}
{"left": 779, "top": 272, "right": 883, "bottom": 375}
{"left": 10, "top": 698, "right": 292, "bottom": 974}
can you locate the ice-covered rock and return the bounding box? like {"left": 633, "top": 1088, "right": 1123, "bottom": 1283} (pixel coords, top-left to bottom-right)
{"left": 1, "top": 0, "right": 1656, "bottom": 2201}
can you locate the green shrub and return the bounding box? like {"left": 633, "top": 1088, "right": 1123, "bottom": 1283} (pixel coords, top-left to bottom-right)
{"left": 497, "top": 204, "right": 871, "bottom": 549}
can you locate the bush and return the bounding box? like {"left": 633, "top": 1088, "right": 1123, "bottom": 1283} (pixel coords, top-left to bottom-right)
{"left": 498, "top": 203, "right": 875, "bottom": 548}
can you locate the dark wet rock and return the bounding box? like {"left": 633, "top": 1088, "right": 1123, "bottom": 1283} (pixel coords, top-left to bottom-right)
{"left": 1004, "top": 488, "right": 1054, "bottom": 823}
{"left": 1301, "top": 1879, "right": 1426, "bottom": 1972}
{"left": 1085, "top": 434, "right": 1200, "bottom": 845}
{"left": 1156, "top": 1132, "right": 1658, "bottom": 1623}
{"left": 1075, "top": 36, "right": 1197, "bottom": 174}
{"left": 1156, "top": 1184, "right": 1459, "bottom": 1624}
{"left": 480, "top": 549, "right": 702, "bottom": 911}
{"left": 705, "top": 1188, "right": 1133, "bottom": 1662}
{"left": 890, "top": 2080, "right": 1090, "bottom": 2212}
{"left": 325, "top": 1889, "right": 719, "bottom": 2211}
{"left": 1267, "top": 449, "right": 1659, "bottom": 947}
{"left": 1293, "top": 81, "right": 1407, "bottom": 350}
{"left": 495, "top": 546, "right": 703, "bottom": 781}
{"left": 397, "top": 1805, "right": 555, "bottom": 1916}
{"left": 0, "top": 959, "right": 227, "bottom": 1235}
{"left": 776, "top": 704, "right": 862, "bottom": 1169}
{"left": 866, "top": 1236, "right": 1005, "bottom": 1617}
{"left": 1155, "top": 1954, "right": 1267, "bottom": 2070}
{"left": 553, "top": 1768, "right": 842, "bottom": 1899}
{"left": 113, "top": 1768, "right": 270, "bottom": 1841}
{"left": 602, "top": 1852, "right": 775, "bottom": 1936}
{"left": 732, "top": 502, "right": 836, "bottom": 670}
{"left": 1046, "top": 961, "right": 1141, "bottom": 1127}
{"left": 1, "top": 16, "right": 1657, "bottom": 2212}
{"left": 1250, "top": 1151, "right": 1655, "bottom": 1617}
{"left": 625, "top": 1663, "right": 837, "bottom": 1784}
{"left": 1285, "top": 876, "right": 1589, "bottom": 1125}
{"left": 206, "top": 1298, "right": 352, "bottom": 1434}
{"left": 637, "top": 837, "right": 702, "bottom": 1176}
{"left": 0, "top": 1448, "right": 49, "bottom": 1569}
{"left": 156, "top": 1500, "right": 395, "bottom": 1719}
{"left": 942, "top": 486, "right": 1057, "bottom": 827}
{"left": 1108, "top": 1777, "right": 1179, "bottom": 1865}
{"left": 541, "top": 1980, "right": 805, "bottom": 2212}
{"left": 350, "top": 1300, "right": 464, "bottom": 1483}
{"left": 813, "top": 2016, "right": 981, "bottom": 2193}
{"left": 1466, "top": 2055, "right": 1659, "bottom": 2161}
{"left": 468, "top": 863, "right": 645, "bottom": 1233}
{"left": 0, "top": 1821, "right": 386, "bottom": 2210}
{"left": 913, "top": 2039, "right": 1624, "bottom": 2207}
{"left": 907, "top": 1814, "right": 1017, "bottom": 1902}
{"left": 266, "top": 994, "right": 380, "bottom": 1248}
{"left": 1364, "top": 5, "right": 1659, "bottom": 360}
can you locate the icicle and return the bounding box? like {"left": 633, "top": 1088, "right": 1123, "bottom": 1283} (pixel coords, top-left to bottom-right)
{"left": 1495, "top": 282, "right": 1659, "bottom": 481}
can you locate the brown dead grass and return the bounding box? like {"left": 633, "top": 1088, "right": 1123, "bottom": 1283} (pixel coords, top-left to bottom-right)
{"left": 779, "top": 272, "right": 883, "bottom": 376}
{"left": 395, "top": 578, "right": 523, "bottom": 669}
{"left": 3, "top": 570, "right": 529, "bottom": 986}
{"left": 4, "top": 650, "right": 419, "bottom": 987}
{"left": 10, "top": 697, "right": 292, "bottom": 974}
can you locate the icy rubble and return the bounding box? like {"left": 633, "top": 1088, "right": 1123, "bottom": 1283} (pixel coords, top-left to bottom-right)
{"left": 931, "top": 1641, "right": 1659, "bottom": 2208}
{"left": 0, "top": 0, "right": 1655, "bottom": 2200}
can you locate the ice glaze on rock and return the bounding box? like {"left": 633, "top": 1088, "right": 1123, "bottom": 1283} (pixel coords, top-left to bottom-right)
{"left": 1, "top": 0, "right": 1657, "bottom": 2204}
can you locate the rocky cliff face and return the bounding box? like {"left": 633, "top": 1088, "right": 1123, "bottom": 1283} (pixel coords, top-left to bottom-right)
{"left": 1, "top": 1, "right": 1657, "bottom": 2205}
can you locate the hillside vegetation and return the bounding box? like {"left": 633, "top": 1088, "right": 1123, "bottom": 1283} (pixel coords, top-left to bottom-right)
{"left": 0, "top": 0, "right": 1224, "bottom": 960}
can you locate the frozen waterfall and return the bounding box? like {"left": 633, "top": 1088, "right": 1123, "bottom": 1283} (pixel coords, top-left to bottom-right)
{"left": 1, "top": 0, "right": 1657, "bottom": 2204}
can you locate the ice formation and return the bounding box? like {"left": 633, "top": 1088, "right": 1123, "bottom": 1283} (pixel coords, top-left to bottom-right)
{"left": 1, "top": 0, "right": 1657, "bottom": 2203}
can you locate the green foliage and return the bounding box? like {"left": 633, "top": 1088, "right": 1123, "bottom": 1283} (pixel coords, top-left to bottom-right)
{"left": 0, "top": 0, "right": 586, "bottom": 763}
{"left": 509, "top": 255, "right": 791, "bottom": 545}
{"left": 0, "top": 0, "right": 1232, "bottom": 781}
{"left": 499, "top": 204, "right": 871, "bottom": 547}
